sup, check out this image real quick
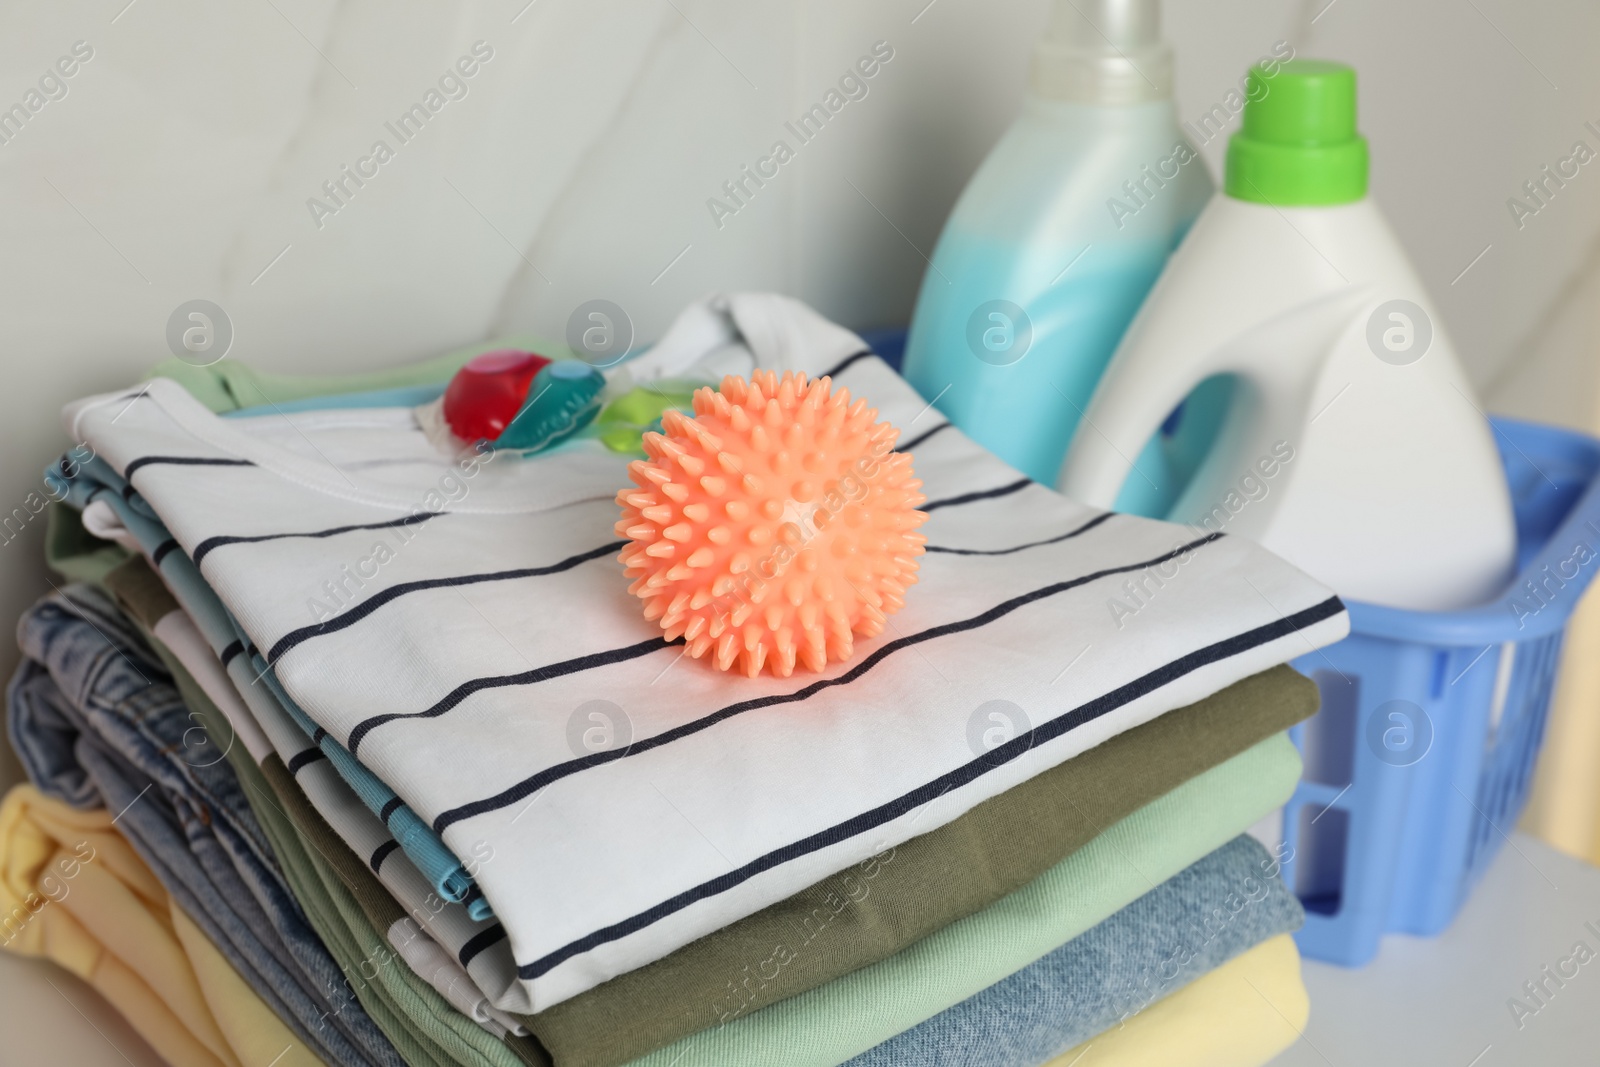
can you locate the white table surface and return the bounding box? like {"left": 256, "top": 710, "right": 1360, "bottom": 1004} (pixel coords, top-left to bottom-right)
{"left": 2, "top": 832, "right": 1595, "bottom": 1066}
{"left": 1271, "top": 832, "right": 1600, "bottom": 1066}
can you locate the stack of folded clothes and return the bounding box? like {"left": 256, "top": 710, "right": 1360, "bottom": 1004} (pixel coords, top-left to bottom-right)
{"left": 3, "top": 294, "right": 1344, "bottom": 1067}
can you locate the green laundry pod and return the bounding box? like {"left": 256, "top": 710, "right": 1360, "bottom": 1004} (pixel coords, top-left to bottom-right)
{"left": 595, "top": 380, "right": 704, "bottom": 453}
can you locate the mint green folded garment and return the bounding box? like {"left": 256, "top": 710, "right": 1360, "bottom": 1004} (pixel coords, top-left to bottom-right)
{"left": 147, "top": 335, "right": 557, "bottom": 414}
{"left": 626, "top": 732, "right": 1302, "bottom": 1067}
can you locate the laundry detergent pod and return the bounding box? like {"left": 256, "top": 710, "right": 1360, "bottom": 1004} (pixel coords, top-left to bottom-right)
{"left": 496, "top": 359, "right": 606, "bottom": 454}
{"left": 596, "top": 381, "right": 704, "bottom": 453}
{"left": 442, "top": 349, "right": 550, "bottom": 441}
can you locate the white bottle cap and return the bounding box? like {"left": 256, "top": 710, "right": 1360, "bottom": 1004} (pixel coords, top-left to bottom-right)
{"left": 1028, "top": 0, "right": 1173, "bottom": 105}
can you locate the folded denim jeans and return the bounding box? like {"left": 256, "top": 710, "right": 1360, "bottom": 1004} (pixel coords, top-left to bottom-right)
{"left": 845, "top": 834, "right": 1304, "bottom": 1066}
{"left": 7, "top": 584, "right": 401, "bottom": 1067}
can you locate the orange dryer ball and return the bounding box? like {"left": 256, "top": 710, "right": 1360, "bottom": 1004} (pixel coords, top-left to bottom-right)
{"left": 614, "top": 370, "right": 928, "bottom": 678}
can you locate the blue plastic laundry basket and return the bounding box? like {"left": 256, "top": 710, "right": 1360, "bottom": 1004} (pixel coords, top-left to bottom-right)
{"left": 860, "top": 329, "right": 1600, "bottom": 967}
{"left": 1282, "top": 416, "right": 1600, "bottom": 966}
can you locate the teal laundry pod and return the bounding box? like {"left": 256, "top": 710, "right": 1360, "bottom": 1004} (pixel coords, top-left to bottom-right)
{"left": 496, "top": 359, "right": 605, "bottom": 454}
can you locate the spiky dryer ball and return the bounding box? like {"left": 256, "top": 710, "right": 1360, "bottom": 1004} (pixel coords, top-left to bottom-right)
{"left": 615, "top": 370, "right": 928, "bottom": 678}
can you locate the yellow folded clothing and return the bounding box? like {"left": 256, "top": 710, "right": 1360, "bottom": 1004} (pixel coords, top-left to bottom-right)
{"left": 0, "top": 784, "right": 323, "bottom": 1067}
{"left": 1048, "top": 933, "right": 1309, "bottom": 1067}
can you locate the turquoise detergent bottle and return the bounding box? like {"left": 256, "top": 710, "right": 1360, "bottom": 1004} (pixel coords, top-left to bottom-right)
{"left": 902, "top": 0, "right": 1213, "bottom": 497}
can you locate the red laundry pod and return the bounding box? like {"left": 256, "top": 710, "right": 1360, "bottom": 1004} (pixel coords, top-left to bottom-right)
{"left": 442, "top": 349, "right": 551, "bottom": 441}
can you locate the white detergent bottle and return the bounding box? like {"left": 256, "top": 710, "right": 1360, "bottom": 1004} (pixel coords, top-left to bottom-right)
{"left": 1057, "top": 60, "right": 1515, "bottom": 611}
{"left": 900, "top": 0, "right": 1212, "bottom": 495}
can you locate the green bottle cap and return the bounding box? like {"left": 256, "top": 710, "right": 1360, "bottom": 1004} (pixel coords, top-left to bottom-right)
{"left": 1225, "top": 60, "right": 1368, "bottom": 206}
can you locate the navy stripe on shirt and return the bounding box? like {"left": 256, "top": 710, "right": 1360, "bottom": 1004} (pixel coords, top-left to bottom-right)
{"left": 265, "top": 541, "right": 626, "bottom": 664}
{"left": 897, "top": 420, "right": 951, "bottom": 453}
{"left": 458, "top": 924, "right": 509, "bottom": 968}
{"left": 287, "top": 748, "right": 328, "bottom": 775}
{"left": 123, "top": 455, "right": 255, "bottom": 480}
{"left": 922, "top": 477, "right": 1032, "bottom": 514}
{"left": 193, "top": 512, "right": 440, "bottom": 566}
{"left": 924, "top": 512, "right": 1114, "bottom": 557}
{"left": 368, "top": 840, "right": 402, "bottom": 873}
{"left": 347, "top": 635, "right": 680, "bottom": 757}
{"left": 818, "top": 348, "right": 874, "bottom": 381}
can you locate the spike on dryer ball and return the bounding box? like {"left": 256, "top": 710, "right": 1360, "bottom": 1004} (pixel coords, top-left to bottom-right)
{"left": 614, "top": 370, "right": 928, "bottom": 678}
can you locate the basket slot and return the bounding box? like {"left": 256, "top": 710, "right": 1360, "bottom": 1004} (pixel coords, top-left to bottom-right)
{"left": 1294, "top": 802, "right": 1350, "bottom": 916}
{"left": 1463, "top": 633, "right": 1561, "bottom": 884}
{"left": 1301, "top": 669, "right": 1358, "bottom": 787}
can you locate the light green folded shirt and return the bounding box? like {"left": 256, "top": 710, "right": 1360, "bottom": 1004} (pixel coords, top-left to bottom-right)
{"left": 626, "top": 732, "right": 1302, "bottom": 1067}
{"left": 146, "top": 338, "right": 552, "bottom": 414}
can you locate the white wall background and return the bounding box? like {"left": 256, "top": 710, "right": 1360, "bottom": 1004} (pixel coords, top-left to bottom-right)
{"left": 2, "top": 0, "right": 1597, "bottom": 786}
